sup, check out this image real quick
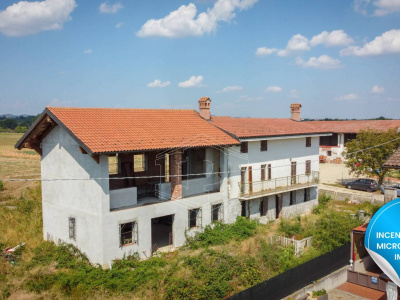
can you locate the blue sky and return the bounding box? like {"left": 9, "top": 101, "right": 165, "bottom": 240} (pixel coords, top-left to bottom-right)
{"left": 0, "top": 0, "right": 399, "bottom": 119}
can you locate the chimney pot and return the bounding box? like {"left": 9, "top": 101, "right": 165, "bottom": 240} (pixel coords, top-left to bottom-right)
{"left": 199, "top": 97, "right": 211, "bottom": 120}
{"left": 290, "top": 103, "right": 302, "bottom": 122}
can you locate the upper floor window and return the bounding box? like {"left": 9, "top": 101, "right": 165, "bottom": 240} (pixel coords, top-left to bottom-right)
{"left": 134, "top": 154, "right": 146, "bottom": 172}
{"left": 261, "top": 164, "right": 266, "bottom": 181}
{"left": 305, "top": 160, "right": 311, "bottom": 175}
{"left": 240, "top": 142, "right": 248, "bottom": 153}
{"left": 306, "top": 137, "right": 311, "bottom": 147}
{"left": 268, "top": 164, "right": 272, "bottom": 180}
{"left": 260, "top": 140, "right": 268, "bottom": 152}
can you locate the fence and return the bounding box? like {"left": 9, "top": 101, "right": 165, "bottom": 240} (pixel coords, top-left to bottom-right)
{"left": 270, "top": 236, "right": 313, "bottom": 256}
{"left": 239, "top": 172, "right": 319, "bottom": 198}
{"left": 228, "top": 243, "right": 350, "bottom": 300}
{"left": 319, "top": 189, "right": 384, "bottom": 203}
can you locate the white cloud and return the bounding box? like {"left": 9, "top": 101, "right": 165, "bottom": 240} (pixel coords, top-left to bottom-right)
{"left": 99, "top": 2, "right": 123, "bottom": 14}
{"left": 290, "top": 89, "right": 300, "bottom": 99}
{"left": 0, "top": 0, "right": 77, "bottom": 37}
{"left": 48, "top": 98, "right": 72, "bottom": 107}
{"left": 335, "top": 93, "right": 359, "bottom": 101}
{"left": 255, "top": 47, "right": 277, "bottom": 56}
{"left": 296, "top": 55, "right": 343, "bottom": 69}
{"left": 136, "top": 0, "right": 258, "bottom": 38}
{"left": 147, "top": 79, "right": 171, "bottom": 88}
{"left": 340, "top": 29, "right": 400, "bottom": 56}
{"left": 374, "top": 0, "right": 400, "bottom": 16}
{"left": 354, "top": 0, "right": 400, "bottom": 16}
{"left": 266, "top": 86, "right": 282, "bottom": 93}
{"left": 222, "top": 85, "right": 243, "bottom": 92}
{"left": 115, "top": 22, "right": 124, "bottom": 29}
{"left": 310, "top": 30, "right": 354, "bottom": 47}
{"left": 236, "top": 95, "right": 263, "bottom": 102}
{"left": 178, "top": 75, "right": 205, "bottom": 88}
{"left": 277, "top": 34, "right": 310, "bottom": 57}
{"left": 371, "top": 85, "right": 385, "bottom": 93}
{"left": 84, "top": 49, "right": 92, "bottom": 54}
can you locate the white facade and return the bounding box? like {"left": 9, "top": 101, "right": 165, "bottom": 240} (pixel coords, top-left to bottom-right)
{"left": 41, "top": 126, "right": 320, "bottom": 265}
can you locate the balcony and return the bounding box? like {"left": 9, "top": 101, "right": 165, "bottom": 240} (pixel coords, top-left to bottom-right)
{"left": 238, "top": 171, "right": 319, "bottom": 200}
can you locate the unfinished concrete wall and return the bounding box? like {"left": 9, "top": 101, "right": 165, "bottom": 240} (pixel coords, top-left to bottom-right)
{"left": 41, "top": 125, "right": 109, "bottom": 264}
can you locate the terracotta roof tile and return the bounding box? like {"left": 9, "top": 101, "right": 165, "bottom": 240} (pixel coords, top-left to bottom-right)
{"left": 303, "top": 120, "right": 400, "bottom": 133}
{"left": 211, "top": 116, "right": 329, "bottom": 138}
{"left": 46, "top": 107, "right": 239, "bottom": 154}
{"left": 384, "top": 148, "right": 400, "bottom": 168}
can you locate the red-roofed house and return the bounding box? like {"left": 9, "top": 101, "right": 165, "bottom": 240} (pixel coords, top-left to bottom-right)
{"left": 16, "top": 98, "right": 330, "bottom": 265}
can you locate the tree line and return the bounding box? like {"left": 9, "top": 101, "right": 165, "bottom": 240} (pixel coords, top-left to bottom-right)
{"left": 0, "top": 115, "right": 38, "bottom": 133}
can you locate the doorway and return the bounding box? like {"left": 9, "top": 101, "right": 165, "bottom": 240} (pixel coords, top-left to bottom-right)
{"left": 275, "top": 194, "right": 282, "bottom": 219}
{"left": 151, "top": 214, "right": 174, "bottom": 254}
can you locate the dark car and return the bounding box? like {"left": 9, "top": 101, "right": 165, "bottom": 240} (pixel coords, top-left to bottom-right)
{"left": 381, "top": 184, "right": 400, "bottom": 197}
{"left": 345, "top": 179, "right": 379, "bottom": 192}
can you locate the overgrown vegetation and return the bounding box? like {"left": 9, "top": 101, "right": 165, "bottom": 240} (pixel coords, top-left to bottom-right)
{"left": 0, "top": 180, "right": 3, "bottom": 192}
{"left": 185, "top": 217, "right": 259, "bottom": 249}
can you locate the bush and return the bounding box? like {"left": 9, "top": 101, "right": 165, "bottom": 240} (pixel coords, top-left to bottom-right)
{"left": 312, "top": 193, "right": 331, "bottom": 214}
{"left": 313, "top": 289, "right": 327, "bottom": 297}
{"left": 278, "top": 217, "right": 303, "bottom": 238}
{"left": 185, "top": 217, "right": 258, "bottom": 249}
{"left": 14, "top": 126, "right": 27, "bottom": 133}
{"left": 0, "top": 180, "right": 4, "bottom": 192}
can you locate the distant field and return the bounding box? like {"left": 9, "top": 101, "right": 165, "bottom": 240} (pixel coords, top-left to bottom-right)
{"left": 0, "top": 133, "right": 40, "bottom": 198}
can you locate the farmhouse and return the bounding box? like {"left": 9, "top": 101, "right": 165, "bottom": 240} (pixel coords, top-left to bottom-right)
{"left": 304, "top": 120, "right": 400, "bottom": 163}
{"left": 16, "top": 98, "right": 330, "bottom": 265}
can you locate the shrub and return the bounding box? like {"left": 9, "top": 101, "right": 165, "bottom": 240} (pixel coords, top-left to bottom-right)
{"left": 0, "top": 180, "right": 4, "bottom": 192}
{"left": 278, "top": 218, "right": 303, "bottom": 238}
{"left": 185, "top": 217, "right": 258, "bottom": 249}
{"left": 313, "top": 289, "right": 327, "bottom": 297}
{"left": 312, "top": 193, "right": 331, "bottom": 214}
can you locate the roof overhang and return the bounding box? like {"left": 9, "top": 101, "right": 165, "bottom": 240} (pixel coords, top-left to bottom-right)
{"left": 239, "top": 132, "right": 332, "bottom": 142}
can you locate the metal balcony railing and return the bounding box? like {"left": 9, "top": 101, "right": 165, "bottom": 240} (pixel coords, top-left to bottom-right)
{"left": 238, "top": 171, "right": 319, "bottom": 199}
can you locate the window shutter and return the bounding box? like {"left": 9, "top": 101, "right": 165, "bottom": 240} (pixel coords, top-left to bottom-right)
{"left": 306, "top": 160, "right": 311, "bottom": 175}
{"left": 268, "top": 164, "right": 271, "bottom": 180}
{"left": 260, "top": 140, "right": 268, "bottom": 151}
{"left": 241, "top": 142, "right": 248, "bottom": 153}
{"left": 261, "top": 164, "right": 266, "bottom": 181}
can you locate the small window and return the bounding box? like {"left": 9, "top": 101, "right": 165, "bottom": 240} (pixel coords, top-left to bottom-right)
{"left": 188, "top": 208, "right": 202, "bottom": 229}
{"left": 69, "top": 217, "right": 76, "bottom": 240}
{"left": 109, "top": 155, "right": 118, "bottom": 175}
{"left": 240, "top": 167, "right": 247, "bottom": 194}
{"left": 119, "top": 221, "right": 138, "bottom": 247}
{"left": 240, "top": 142, "right": 248, "bottom": 153}
{"left": 260, "top": 140, "right": 268, "bottom": 152}
{"left": 306, "top": 137, "right": 311, "bottom": 147}
{"left": 290, "top": 191, "right": 296, "bottom": 205}
{"left": 305, "top": 160, "right": 311, "bottom": 175}
{"left": 134, "top": 154, "right": 146, "bottom": 172}
{"left": 211, "top": 203, "right": 223, "bottom": 222}
{"left": 268, "top": 164, "right": 271, "bottom": 180}
{"left": 259, "top": 198, "right": 268, "bottom": 216}
{"left": 327, "top": 151, "right": 332, "bottom": 156}
{"left": 304, "top": 188, "right": 310, "bottom": 202}
{"left": 261, "top": 164, "right": 266, "bottom": 181}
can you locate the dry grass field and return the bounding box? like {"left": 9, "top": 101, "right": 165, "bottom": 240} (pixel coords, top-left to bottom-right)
{"left": 0, "top": 133, "right": 41, "bottom": 198}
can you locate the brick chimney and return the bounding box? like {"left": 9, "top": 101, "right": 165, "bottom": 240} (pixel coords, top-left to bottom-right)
{"left": 199, "top": 97, "right": 211, "bottom": 120}
{"left": 290, "top": 103, "right": 302, "bottom": 122}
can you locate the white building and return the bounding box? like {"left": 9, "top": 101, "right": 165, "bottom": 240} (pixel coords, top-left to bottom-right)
{"left": 16, "top": 98, "right": 330, "bottom": 265}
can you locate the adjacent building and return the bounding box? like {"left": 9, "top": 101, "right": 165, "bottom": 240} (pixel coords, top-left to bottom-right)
{"left": 16, "top": 98, "right": 330, "bottom": 265}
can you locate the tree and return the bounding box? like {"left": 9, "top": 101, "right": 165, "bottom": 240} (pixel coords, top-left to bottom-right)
{"left": 344, "top": 128, "right": 400, "bottom": 185}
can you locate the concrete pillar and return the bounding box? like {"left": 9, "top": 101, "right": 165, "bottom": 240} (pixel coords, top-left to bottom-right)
{"left": 170, "top": 150, "right": 183, "bottom": 200}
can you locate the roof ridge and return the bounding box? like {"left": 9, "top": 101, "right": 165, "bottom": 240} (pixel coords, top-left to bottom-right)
{"left": 47, "top": 106, "right": 197, "bottom": 112}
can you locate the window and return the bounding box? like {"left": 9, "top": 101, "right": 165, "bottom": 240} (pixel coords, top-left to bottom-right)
{"left": 261, "top": 164, "right": 266, "bottom": 181}
{"left": 133, "top": 154, "right": 146, "bottom": 172}
{"left": 69, "top": 217, "right": 76, "bottom": 240}
{"left": 268, "top": 164, "right": 271, "bottom": 180}
{"left": 259, "top": 198, "right": 268, "bottom": 216}
{"left": 306, "top": 137, "right": 311, "bottom": 147}
{"left": 182, "top": 148, "right": 206, "bottom": 180}
{"left": 290, "top": 191, "right": 296, "bottom": 205}
{"left": 109, "top": 155, "right": 118, "bottom": 175}
{"left": 260, "top": 140, "right": 268, "bottom": 151}
{"left": 240, "top": 142, "right": 248, "bottom": 153}
{"left": 304, "top": 188, "right": 310, "bottom": 202}
{"left": 188, "top": 208, "right": 202, "bottom": 228}
{"left": 240, "top": 167, "right": 247, "bottom": 194}
{"left": 119, "top": 221, "right": 138, "bottom": 247}
{"left": 305, "top": 160, "right": 311, "bottom": 175}
{"left": 327, "top": 151, "right": 332, "bottom": 157}
{"left": 211, "top": 203, "right": 223, "bottom": 222}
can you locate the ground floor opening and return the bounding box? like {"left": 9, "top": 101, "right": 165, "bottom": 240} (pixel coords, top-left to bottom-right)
{"left": 151, "top": 214, "right": 174, "bottom": 254}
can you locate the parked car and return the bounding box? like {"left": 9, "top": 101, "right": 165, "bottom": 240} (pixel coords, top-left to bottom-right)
{"left": 345, "top": 179, "right": 379, "bottom": 192}
{"left": 381, "top": 184, "right": 400, "bottom": 197}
